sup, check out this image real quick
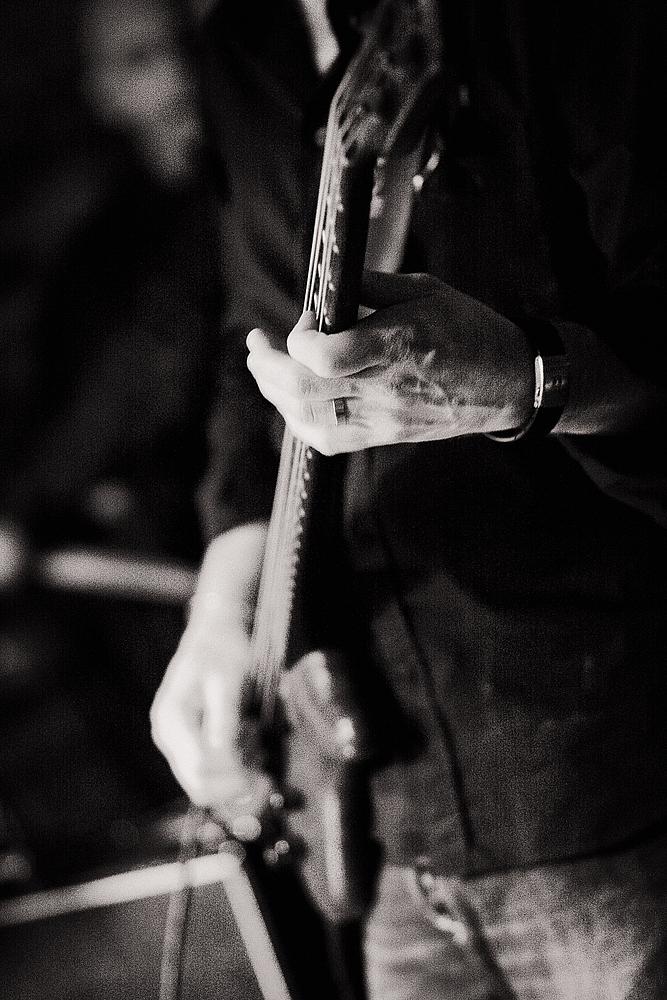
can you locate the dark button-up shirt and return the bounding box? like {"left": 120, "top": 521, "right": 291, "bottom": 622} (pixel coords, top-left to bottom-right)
{"left": 199, "top": 0, "right": 667, "bottom": 875}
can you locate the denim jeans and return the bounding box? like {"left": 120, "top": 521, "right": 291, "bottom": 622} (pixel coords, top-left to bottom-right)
{"left": 362, "top": 829, "right": 667, "bottom": 1000}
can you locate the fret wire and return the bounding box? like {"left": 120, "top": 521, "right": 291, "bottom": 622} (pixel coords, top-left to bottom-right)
{"left": 309, "top": 171, "right": 335, "bottom": 314}
{"left": 305, "top": 190, "right": 324, "bottom": 306}
{"left": 315, "top": 135, "right": 340, "bottom": 328}
{"left": 305, "top": 76, "right": 350, "bottom": 311}
{"left": 251, "top": 0, "right": 443, "bottom": 725}
{"left": 305, "top": 107, "right": 339, "bottom": 309}
{"left": 252, "top": 430, "right": 297, "bottom": 694}
{"left": 257, "top": 417, "right": 318, "bottom": 716}
{"left": 306, "top": 166, "right": 329, "bottom": 308}
{"left": 255, "top": 99, "right": 352, "bottom": 710}
{"left": 323, "top": 165, "right": 335, "bottom": 315}
{"left": 257, "top": 430, "right": 307, "bottom": 712}
{"left": 319, "top": 147, "right": 343, "bottom": 328}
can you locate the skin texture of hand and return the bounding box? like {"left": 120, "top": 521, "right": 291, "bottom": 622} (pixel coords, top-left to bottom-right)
{"left": 150, "top": 522, "right": 274, "bottom": 827}
{"left": 246, "top": 270, "right": 534, "bottom": 455}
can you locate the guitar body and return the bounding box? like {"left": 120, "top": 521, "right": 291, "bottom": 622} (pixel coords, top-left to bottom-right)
{"left": 280, "top": 648, "right": 379, "bottom": 922}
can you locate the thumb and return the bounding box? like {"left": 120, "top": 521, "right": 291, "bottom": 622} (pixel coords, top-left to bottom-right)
{"left": 360, "top": 270, "right": 441, "bottom": 309}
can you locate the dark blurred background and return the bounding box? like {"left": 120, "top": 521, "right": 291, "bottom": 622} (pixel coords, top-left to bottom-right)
{"left": 0, "top": 0, "right": 222, "bottom": 897}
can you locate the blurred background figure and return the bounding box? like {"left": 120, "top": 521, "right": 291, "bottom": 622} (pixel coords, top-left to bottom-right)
{"left": 81, "top": 0, "right": 204, "bottom": 187}
{"left": 0, "top": 0, "right": 221, "bottom": 894}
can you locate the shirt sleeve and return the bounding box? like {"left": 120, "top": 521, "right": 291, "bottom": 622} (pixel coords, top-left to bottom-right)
{"left": 557, "top": 424, "right": 667, "bottom": 532}
{"left": 546, "top": 4, "right": 667, "bottom": 529}
{"left": 195, "top": 0, "right": 323, "bottom": 541}
{"left": 195, "top": 327, "right": 282, "bottom": 541}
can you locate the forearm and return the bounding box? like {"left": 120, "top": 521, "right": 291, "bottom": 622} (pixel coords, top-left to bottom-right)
{"left": 188, "top": 521, "right": 269, "bottom": 631}
{"left": 151, "top": 519, "right": 272, "bottom": 810}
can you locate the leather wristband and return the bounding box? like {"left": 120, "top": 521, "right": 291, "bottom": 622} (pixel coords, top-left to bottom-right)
{"left": 486, "top": 317, "right": 570, "bottom": 443}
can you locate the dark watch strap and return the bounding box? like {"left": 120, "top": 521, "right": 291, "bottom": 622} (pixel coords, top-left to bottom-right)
{"left": 486, "top": 317, "right": 570, "bottom": 443}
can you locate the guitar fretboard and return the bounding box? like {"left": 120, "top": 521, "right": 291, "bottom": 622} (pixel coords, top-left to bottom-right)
{"left": 248, "top": 0, "right": 442, "bottom": 722}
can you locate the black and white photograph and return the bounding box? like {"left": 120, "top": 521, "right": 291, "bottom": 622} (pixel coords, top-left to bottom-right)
{"left": 1, "top": 1, "right": 666, "bottom": 998}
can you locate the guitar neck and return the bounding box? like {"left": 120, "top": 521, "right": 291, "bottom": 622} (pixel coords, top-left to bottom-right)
{"left": 250, "top": 161, "right": 376, "bottom": 723}
{"left": 248, "top": 0, "right": 442, "bottom": 722}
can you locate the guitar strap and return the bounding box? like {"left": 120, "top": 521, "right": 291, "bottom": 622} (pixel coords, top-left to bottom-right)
{"left": 364, "top": 143, "right": 425, "bottom": 274}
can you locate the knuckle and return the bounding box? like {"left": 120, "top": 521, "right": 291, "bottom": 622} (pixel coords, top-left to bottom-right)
{"left": 299, "top": 399, "right": 318, "bottom": 424}
{"left": 412, "top": 271, "right": 440, "bottom": 290}
{"left": 407, "top": 273, "right": 442, "bottom": 302}
{"left": 292, "top": 337, "right": 336, "bottom": 379}
{"left": 284, "top": 420, "right": 339, "bottom": 456}
{"left": 314, "top": 432, "right": 337, "bottom": 456}
{"left": 246, "top": 328, "right": 262, "bottom": 351}
{"left": 149, "top": 716, "right": 164, "bottom": 751}
{"left": 294, "top": 372, "right": 316, "bottom": 398}
{"left": 311, "top": 353, "right": 338, "bottom": 379}
{"left": 149, "top": 698, "right": 168, "bottom": 743}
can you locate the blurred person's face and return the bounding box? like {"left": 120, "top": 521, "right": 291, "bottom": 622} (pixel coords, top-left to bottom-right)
{"left": 81, "top": 0, "right": 203, "bottom": 185}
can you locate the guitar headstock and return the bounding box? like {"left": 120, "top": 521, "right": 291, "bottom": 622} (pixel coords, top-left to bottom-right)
{"left": 305, "top": 0, "right": 442, "bottom": 329}
{"left": 333, "top": 0, "right": 442, "bottom": 163}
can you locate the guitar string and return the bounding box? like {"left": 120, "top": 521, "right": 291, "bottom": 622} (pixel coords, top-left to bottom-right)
{"left": 257, "top": 431, "right": 309, "bottom": 716}
{"left": 305, "top": 105, "right": 337, "bottom": 309}
{"left": 258, "top": 25, "right": 391, "bottom": 675}
{"left": 266, "top": 108, "right": 353, "bottom": 697}
{"left": 249, "top": 500, "right": 276, "bottom": 701}
{"left": 252, "top": 432, "right": 295, "bottom": 707}
{"left": 253, "top": 113, "right": 345, "bottom": 718}
{"left": 255, "top": 115, "right": 360, "bottom": 694}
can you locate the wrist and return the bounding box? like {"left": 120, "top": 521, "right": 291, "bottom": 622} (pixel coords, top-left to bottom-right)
{"left": 486, "top": 318, "right": 570, "bottom": 442}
